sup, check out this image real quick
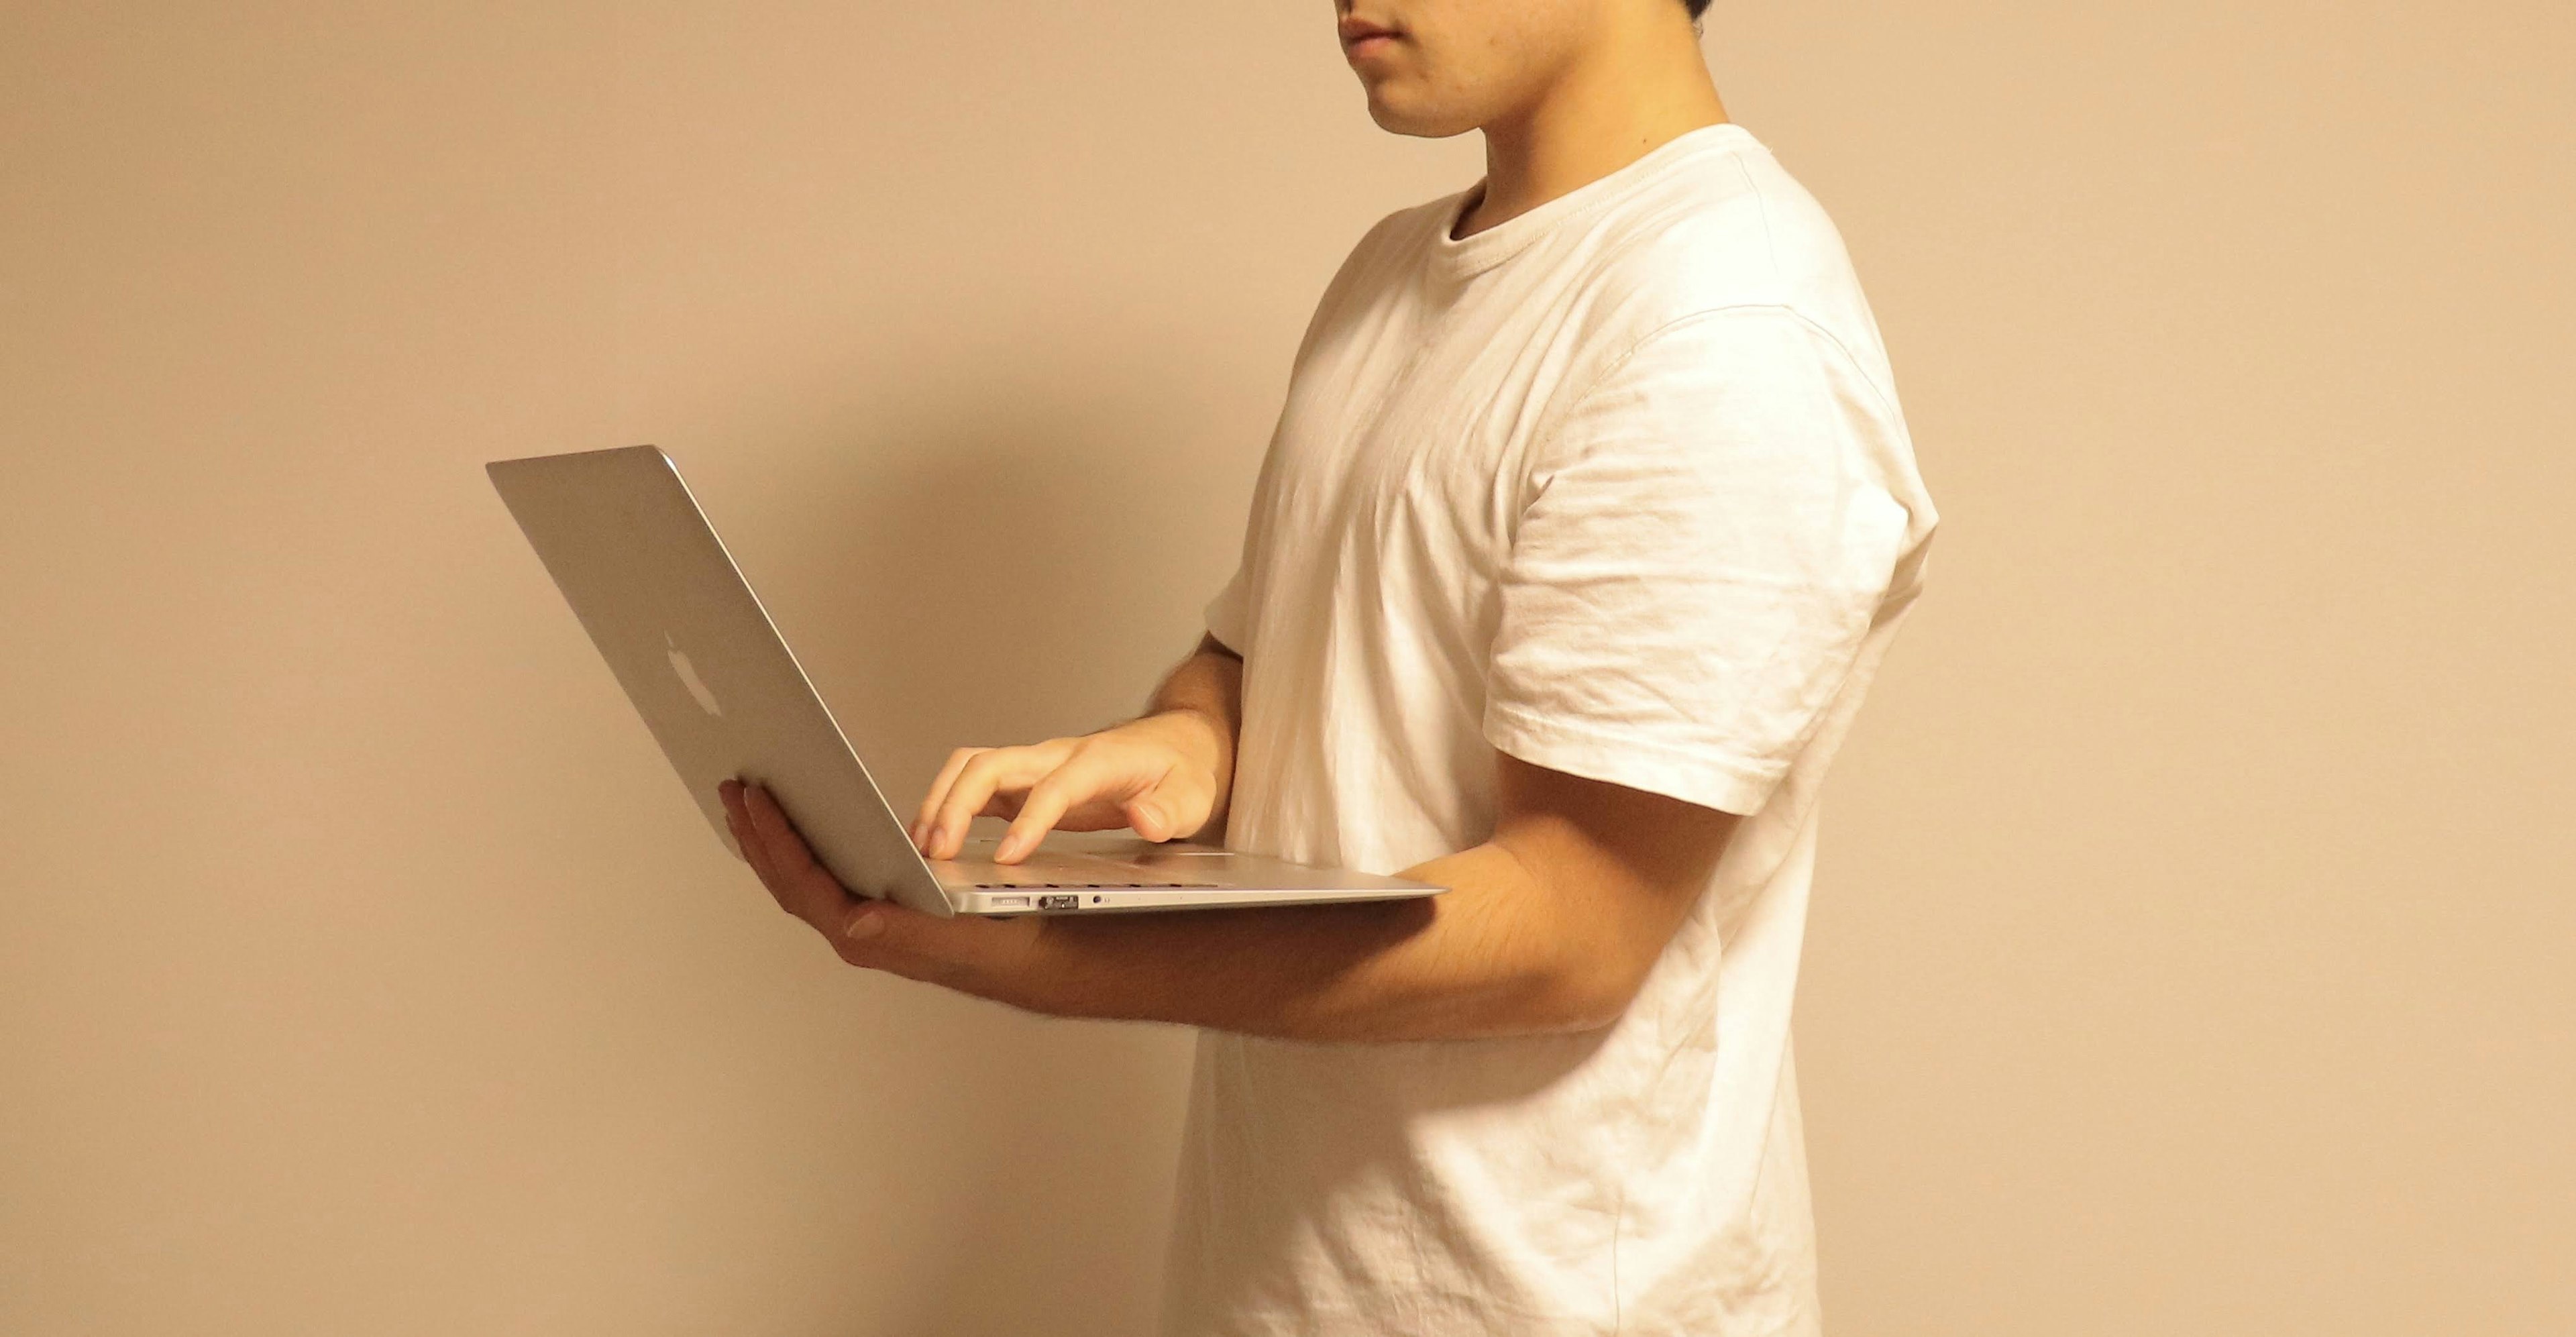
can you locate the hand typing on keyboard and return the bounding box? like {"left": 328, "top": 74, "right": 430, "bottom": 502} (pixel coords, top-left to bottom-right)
{"left": 910, "top": 641, "right": 1242, "bottom": 865}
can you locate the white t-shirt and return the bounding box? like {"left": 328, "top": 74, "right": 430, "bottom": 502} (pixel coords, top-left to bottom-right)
{"left": 1165, "top": 123, "right": 1938, "bottom": 1336}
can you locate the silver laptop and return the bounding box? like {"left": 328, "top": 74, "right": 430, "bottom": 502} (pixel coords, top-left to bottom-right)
{"left": 486, "top": 445, "right": 1443, "bottom": 918}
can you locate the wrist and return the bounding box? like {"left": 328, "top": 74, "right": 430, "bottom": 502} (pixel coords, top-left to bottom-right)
{"left": 1010, "top": 916, "right": 1136, "bottom": 1023}
{"left": 1127, "top": 705, "right": 1227, "bottom": 776}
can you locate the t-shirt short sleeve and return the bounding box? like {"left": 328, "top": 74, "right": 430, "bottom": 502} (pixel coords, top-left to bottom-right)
{"left": 1482, "top": 307, "right": 1920, "bottom": 815}
{"left": 1203, "top": 561, "right": 1254, "bottom": 657}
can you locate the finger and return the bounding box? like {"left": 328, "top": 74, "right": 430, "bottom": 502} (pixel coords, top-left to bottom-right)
{"left": 1136, "top": 765, "right": 1220, "bottom": 842}
{"left": 830, "top": 896, "right": 1042, "bottom": 992}
{"left": 718, "top": 780, "right": 749, "bottom": 860}
{"left": 741, "top": 783, "right": 839, "bottom": 922}
{"left": 912, "top": 747, "right": 985, "bottom": 848}
{"left": 930, "top": 745, "right": 1059, "bottom": 859}
{"left": 720, "top": 781, "right": 782, "bottom": 890}
{"left": 995, "top": 753, "right": 1118, "bottom": 863}
{"left": 725, "top": 781, "right": 802, "bottom": 916}
{"left": 1124, "top": 782, "right": 1183, "bottom": 843}
{"left": 742, "top": 782, "right": 856, "bottom": 930}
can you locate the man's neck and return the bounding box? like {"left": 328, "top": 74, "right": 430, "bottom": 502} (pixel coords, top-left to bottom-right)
{"left": 1456, "top": 22, "right": 1729, "bottom": 240}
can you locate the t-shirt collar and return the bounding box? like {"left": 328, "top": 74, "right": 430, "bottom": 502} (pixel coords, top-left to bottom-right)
{"left": 1425, "top": 121, "right": 1754, "bottom": 282}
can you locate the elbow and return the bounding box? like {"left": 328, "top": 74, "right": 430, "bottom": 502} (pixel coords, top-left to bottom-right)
{"left": 1514, "top": 955, "right": 1654, "bottom": 1036}
{"left": 1452, "top": 922, "right": 1666, "bottom": 1038}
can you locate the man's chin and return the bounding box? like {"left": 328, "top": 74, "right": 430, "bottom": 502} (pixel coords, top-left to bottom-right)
{"left": 1362, "top": 92, "right": 1478, "bottom": 140}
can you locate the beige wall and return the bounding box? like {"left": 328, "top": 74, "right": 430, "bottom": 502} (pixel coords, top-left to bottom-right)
{"left": 2, "top": 3, "right": 2565, "bottom": 1333}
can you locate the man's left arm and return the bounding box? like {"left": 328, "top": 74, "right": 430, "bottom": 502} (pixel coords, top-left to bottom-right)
{"left": 720, "top": 751, "right": 1735, "bottom": 1042}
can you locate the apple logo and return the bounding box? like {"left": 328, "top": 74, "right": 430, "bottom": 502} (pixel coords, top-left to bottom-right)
{"left": 665, "top": 633, "right": 724, "bottom": 717}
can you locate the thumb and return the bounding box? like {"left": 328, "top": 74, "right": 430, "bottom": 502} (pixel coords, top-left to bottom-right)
{"left": 1124, "top": 782, "right": 1199, "bottom": 843}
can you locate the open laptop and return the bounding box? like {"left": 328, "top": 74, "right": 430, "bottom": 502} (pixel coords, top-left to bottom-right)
{"left": 486, "top": 445, "right": 1443, "bottom": 918}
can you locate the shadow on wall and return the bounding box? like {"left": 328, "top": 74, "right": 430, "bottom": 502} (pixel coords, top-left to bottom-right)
{"left": 741, "top": 358, "right": 1247, "bottom": 801}
{"left": 662, "top": 356, "right": 1239, "bottom": 1334}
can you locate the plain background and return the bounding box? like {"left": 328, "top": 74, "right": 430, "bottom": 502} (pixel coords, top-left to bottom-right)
{"left": 4, "top": 1, "right": 2569, "bottom": 1332}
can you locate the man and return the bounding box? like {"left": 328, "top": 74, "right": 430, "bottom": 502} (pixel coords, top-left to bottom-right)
{"left": 720, "top": 0, "right": 1937, "bottom": 1330}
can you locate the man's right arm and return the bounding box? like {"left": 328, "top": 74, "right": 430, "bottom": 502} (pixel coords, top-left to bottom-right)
{"left": 908, "top": 635, "right": 1243, "bottom": 864}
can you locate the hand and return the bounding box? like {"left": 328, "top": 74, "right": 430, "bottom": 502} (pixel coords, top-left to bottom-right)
{"left": 910, "top": 710, "right": 1227, "bottom": 864}
{"left": 719, "top": 778, "right": 1047, "bottom": 1000}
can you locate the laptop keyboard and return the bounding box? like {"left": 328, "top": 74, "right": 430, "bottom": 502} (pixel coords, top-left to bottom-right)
{"left": 971, "top": 877, "right": 1222, "bottom": 890}
{"left": 967, "top": 851, "right": 1222, "bottom": 890}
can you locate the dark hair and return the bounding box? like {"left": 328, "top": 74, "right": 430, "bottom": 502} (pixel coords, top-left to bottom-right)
{"left": 1685, "top": 0, "right": 1711, "bottom": 17}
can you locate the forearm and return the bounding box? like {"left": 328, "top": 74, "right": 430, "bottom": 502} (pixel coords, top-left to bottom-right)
{"left": 1022, "top": 640, "right": 1611, "bottom": 1040}
{"left": 1138, "top": 635, "right": 1242, "bottom": 840}
{"left": 1010, "top": 841, "right": 1639, "bottom": 1042}
{"left": 736, "top": 749, "right": 1726, "bottom": 1044}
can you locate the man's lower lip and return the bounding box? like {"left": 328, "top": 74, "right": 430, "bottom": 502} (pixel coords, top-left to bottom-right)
{"left": 1345, "top": 34, "right": 1397, "bottom": 57}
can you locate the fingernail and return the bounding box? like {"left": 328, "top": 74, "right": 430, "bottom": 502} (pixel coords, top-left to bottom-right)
{"left": 845, "top": 908, "right": 885, "bottom": 940}
{"left": 1135, "top": 803, "right": 1163, "bottom": 831}
{"left": 995, "top": 835, "right": 1023, "bottom": 861}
